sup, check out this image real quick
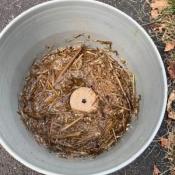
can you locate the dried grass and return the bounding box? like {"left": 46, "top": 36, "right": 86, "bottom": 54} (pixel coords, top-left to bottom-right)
{"left": 18, "top": 43, "right": 139, "bottom": 158}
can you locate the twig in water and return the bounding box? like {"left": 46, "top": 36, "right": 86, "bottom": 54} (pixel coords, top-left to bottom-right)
{"left": 114, "top": 74, "right": 132, "bottom": 110}
{"left": 112, "top": 128, "right": 117, "bottom": 140}
{"left": 60, "top": 116, "right": 83, "bottom": 132}
{"left": 74, "top": 33, "right": 85, "bottom": 38}
{"left": 55, "top": 46, "right": 84, "bottom": 84}
{"left": 96, "top": 40, "right": 112, "bottom": 49}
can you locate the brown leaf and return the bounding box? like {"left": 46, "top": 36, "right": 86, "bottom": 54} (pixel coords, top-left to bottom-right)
{"left": 151, "top": 9, "right": 159, "bottom": 19}
{"left": 167, "top": 90, "right": 175, "bottom": 120}
{"left": 151, "top": 0, "right": 169, "bottom": 11}
{"left": 168, "top": 61, "right": 175, "bottom": 80}
{"left": 150, "top": 0, "right": 169, "bottom": 19}
{"left": 164, "top": 42, "right": 175, "bottom": 52}
{"left": 168, "top": 132, "right": 175, "bottom": 146}
{"left": 160, "top": 138, "right": 170, "bottom": 149}
{"left": 153, "top": 164, "right": 161, "bottom": 175}
{"left": 169, "top": 113, "right": 175, "bottom": 120}
{"left": 158, "top": 23, "right": 166, "bottom": 32}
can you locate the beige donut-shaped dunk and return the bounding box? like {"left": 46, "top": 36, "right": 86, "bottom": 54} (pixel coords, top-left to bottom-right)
{"left": 70, "top": 87, "right": 98, "bottom": 113}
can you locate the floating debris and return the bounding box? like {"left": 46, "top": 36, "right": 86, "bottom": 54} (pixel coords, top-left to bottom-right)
{"left": 18, "top": 43, "right": 139, "bottom": 158}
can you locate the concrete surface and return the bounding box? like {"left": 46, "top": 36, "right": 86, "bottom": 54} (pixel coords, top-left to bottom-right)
{"left": 0, "top": 0, "right": 169, "bottom": 175}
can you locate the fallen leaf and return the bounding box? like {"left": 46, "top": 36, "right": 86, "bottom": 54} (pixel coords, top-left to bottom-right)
{"left": 165, "top": 42, "right": 175, "bottom": 52}
{"left": 168, "top": 112, "right": 175, "bottom": 120}
{"left": 167, "top": 90, "right": 175, "bottom": 120}
{"left": 168, "top": 132, "right": 175, "bottom": 146}
{"left": 151, "top": 0, "right": 169, "bottom": 11}
{"left": 167, "top": 61, "right": 175, "bottom": 80}
{"left": 150, "top": 0, "right": 169, "bottom": 19}
{"left": 151, "top": 9, "right": 159, "bottom": 19}
{"left": 153, "top": 164, "right": 161, "bottom": 175}
{"left": 158, "top": 23, "right": 166, "bottom": 32}
{"left": 160, "top": 138, "right": 170, "bottom": 149}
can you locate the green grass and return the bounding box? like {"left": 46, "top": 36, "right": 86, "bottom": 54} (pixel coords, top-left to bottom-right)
{"left": 168, "top": 0, "right": 175, "bottom": 14}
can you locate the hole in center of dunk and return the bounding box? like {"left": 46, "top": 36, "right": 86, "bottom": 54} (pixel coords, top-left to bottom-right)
{"left": 82, "top": 99, "right": 87, "bottom": 104}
